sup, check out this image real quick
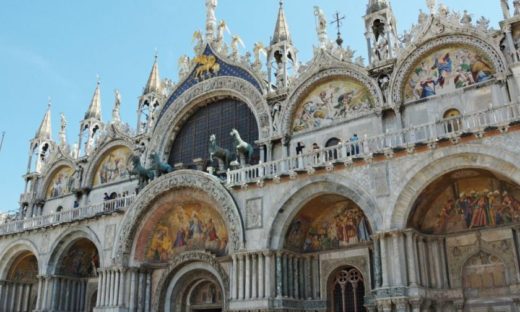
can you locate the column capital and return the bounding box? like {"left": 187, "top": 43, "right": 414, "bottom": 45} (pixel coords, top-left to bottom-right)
{"left": 377, "top": 299, "right": 393, "bottom": 312}
{"left": 393, "top": 298, "right": 409, "bottom": 310}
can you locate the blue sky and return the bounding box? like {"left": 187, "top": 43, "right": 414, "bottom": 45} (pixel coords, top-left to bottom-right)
{"left": 0, "top": 1, "right": 502, "bottom": 213}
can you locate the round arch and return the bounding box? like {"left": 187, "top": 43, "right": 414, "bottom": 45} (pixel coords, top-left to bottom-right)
{"left": 149, "top": 76, "right": 272, "bottom": 159}
{"left": 152, "top": 251, "right": 229, "bottom": 312}
{"left": 38, "top": 160, "right": 76, "bottom": 199}
{"left": 280, "top": 65, "right": 384, "bottom": 137}
{"left": 112, "top": 170, "right": 245, "bottom": 265}
{"left": 82, "top": 139, "right": 135, "bottom": 188}
{"left": 0, "top": 240, "right": 40, "bottom": 278}
{"left": 46, "top": 227, "right": 104, "bottom": 275}
{"left": 389, "top": 33, "right": 508, "bottom": 106}
{"left": 268, "top": 176, "right": 381, "bottom": 250}
{"left": 389, "top": 146, "right": 520, "bottom": 229}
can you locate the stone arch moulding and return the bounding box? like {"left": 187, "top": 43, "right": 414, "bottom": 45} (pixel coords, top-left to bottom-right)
{"left": 389, "top": 146, "right": 520, "bottom": 230}
{"left": 113, "top": 170, "right": 245, "bottom": 265}
{"left": 152, "top": 251, "right": 230, "bottom": 312}
{"left": 37, "top": 159, "right": 76, "bottom": 199}
{"left": 389, "top": 34, "right": 508, "bottom": 106}
{"left": 281, "top": 66, "right": 384, "bottom": 137}
{"left": 45, "top": 227, "right": 104, "bottom": 275}
{"left": 149, "top": 76, "right": 272, "bottom": 158}
{"left": 82, "top": 139, "right": 135, "bottom": 188}
{"left": 268, "top": 176, "right": 382, "bottom": 250}
{"left": 0, "top": 239, "right": 40, "bottom": 279}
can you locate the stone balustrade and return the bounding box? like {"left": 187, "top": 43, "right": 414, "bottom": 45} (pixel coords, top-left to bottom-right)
{"left": 0, "top": 195, "right": 136, "bottom": 236}
{"left": 227, "top": 102, "right": 520, "bottom": 187}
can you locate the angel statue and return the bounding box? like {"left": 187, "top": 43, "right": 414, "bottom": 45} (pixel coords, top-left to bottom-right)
{"left": 206, "top": 0, "right": 218, "bottom": 38}
{"left": 178, "top": 55, "right": 191, "bottom": 79}
{"left": 252, "top": 42, "right": 267, "bottom": 70}
{"left": 59, "top": 113, "right": 67, "bottom": 146}
{"left": 192, "top": 30, "right": 204, "bottom": 55}
{"left": 426, "top": 0, "right": 436, "bottom": 14}
{"left": 502, "top": 0, "right": 511, "bottom": 19}
{"left": 215, "top": 20, "right": 230, "bottom": 53}
{"left": 230, "top": 35, "right": 245, "bottom": 61}
{"left": 111, "top": 90, "right": 121, "bottom": 124}
{"left": 314, "top": 6, "right": 328, "bottom": 47}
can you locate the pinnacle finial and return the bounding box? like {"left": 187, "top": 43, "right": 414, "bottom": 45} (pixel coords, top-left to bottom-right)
{"left": 143, "top": 52, "right": 162, "bottom": 95}
{"left": 35, "top": 101, "right": 52, "bottom": 140}
{"left": 271, "top": 0, "right": 292, "bottom": 45}
{"left": 84, "top": 78, "right": 102, "bottom": 121}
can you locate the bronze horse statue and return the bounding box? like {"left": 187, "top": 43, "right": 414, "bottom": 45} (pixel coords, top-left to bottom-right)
{"left": 149, "top": 152, "right": 173, "bottom": 177}
{"left": 209, "top": 134, "right": 233, "bottom": 170}
{"left": 129, "top": 155, "right": 155, "bottom": 188}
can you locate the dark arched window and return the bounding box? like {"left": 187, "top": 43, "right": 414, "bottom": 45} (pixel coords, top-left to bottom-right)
{"left": 169, "top": 99, "right": 259, "bottom": 169}
{"left": 331, "top": 267, "right": 365, "bottom": 312}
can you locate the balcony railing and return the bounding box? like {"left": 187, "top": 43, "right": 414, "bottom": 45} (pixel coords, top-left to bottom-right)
{"left": 227, "top": 102, "right": 520, "bottom": 186}
{"left": 0, "top": 195, "right": 136, "bottom": 236}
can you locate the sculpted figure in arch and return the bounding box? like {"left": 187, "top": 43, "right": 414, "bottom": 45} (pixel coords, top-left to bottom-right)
{"left": 314, "top": 6, "right": 328, "bottom": 47}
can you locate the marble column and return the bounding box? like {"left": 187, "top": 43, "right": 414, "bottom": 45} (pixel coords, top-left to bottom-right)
{"left": 145, "top": 271, "right": 152, "bottom": 312}
{"left": 392, "top": 232, "right": 403, "bottom": 286}
{"left": 231, "top": 255, "right": 238, "bottom": 299}
{"left": 312, "top": 256, "right": 320, "bottom": 299}
{"left": 238, "top": 254, "right": 245, "bottom": 300}
{"left": 251, "top": 253, "right": 258, "bottom": 299}
{"left": 372, "top": 234, "right": 382, "bottom": 288}
{"left": 431, "top": 239, "right": 441, "bottom": 289}
{"left": 405, "top": 231, "right": 418, "bottom": 287}
{"left": 114, "top": 269, "right": 120, "bottom": 306}
{"left": 418, "top": 238, "right": 429, "bottom": 288}
{"left": 293, "top": 257, "right": 299, "bottom": 299}
{"left": 275, "top": 252, "right": 282, "bottom": 298}
{"left": 129, "top": 269, "right": 137, "bottom": 312}
{"left": 287, "top": 254, "right": 293, "bottom": 298}
{"left": 257, "top": 253, "right": 264, "bottom": 299}
{"left": 264, "top": 251, "right": 274, "bottom": 298}
{"left": 380, "top": 234, "right": 389, "bottom": 287}
{"left": 282, "top": 253, "right": 288, "bottom": 297}
{"left": 245, "top": 254, "right": 251, "bottom": 299}
{"left": 137, "top": 271, "right": 145, "bottom": 311}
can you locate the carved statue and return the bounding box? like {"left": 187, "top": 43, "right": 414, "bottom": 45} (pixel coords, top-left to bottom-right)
{"left": 373, "top": 33, "right": 389, "bottom": 61}
{"left": 230, "top": 35, "right": 244, "bottom": 60}
{"left": 501, "top": 0, "right": 511, "bottom": 19}
{"left": 129, "top": 155, "right": 155, "bottom": 190}
{"left": 209, "top": 134, "right": 233, "bottom": 170}
{"left": 192, "top": 30, "right": 204, "bottom": 54}
{"left": 314, "top": 6, "right": 328, "bottom": 47}
{"left": 215, "top": 20, "right": 229, "bottom": 52}
{"left": 149, "top": 152, "right": 173, "bottom": 177}
{"left": 230, "top": 129, "right": 254, "bottom": 165}
{"left": 426, "top": 0, "right": 436, "bottom": 14}
{"left": 112, "top": 89, "right": 121, "bottom": 124}
{"left": 193, "top": 55, "right": 220, "bottom": 80}
{"left": 252, "top": 42, "right": 266, "bottom": 69}
{"left": 59, "top": 113, "right": 67, "bottom": 146}
{"left": 178, "top": 55, "right": 191, "bottom": 78}
{"left": 460, "top": 10, "right": 472, "bottom": 25}
{"left": 71, "top": 143, "right": 78, "bottom": 159}
{"left": 514, "top": 0, "right": 520, "bottom": 15}
{"left": 206, "top": 0, "right": 218, "bottom": 39}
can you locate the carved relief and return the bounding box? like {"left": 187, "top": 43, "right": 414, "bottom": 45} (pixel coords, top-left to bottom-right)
{"left": 246, "top": 197, "right": 263, "bottom": 229}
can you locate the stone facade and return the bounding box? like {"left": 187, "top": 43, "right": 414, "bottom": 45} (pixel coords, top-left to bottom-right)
{"left": 3, "top": 1, "right": 520, "bottom": 311}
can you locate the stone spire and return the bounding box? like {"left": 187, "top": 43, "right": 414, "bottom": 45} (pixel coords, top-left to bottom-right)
{"left": 143, "top": 54, "right": 161, "bottom": 95}
{"left": 271, "top": 0, "right": 292, "bottom": 45}
{"left": 35, "top": 100, "right": 52, "bottom": 140}
{"left": 84, "top": 79, "right": 102, "bottom": 121}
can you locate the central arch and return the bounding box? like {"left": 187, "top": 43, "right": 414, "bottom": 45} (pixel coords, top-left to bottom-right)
{"left": 153, "top": 252, "right": 229, "bottom": 312}
{"left": 113, "top": 170, "right": 245, "bottom": 265}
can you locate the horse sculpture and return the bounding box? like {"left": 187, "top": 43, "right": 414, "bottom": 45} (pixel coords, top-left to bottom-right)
{"left": 149, "top": 152, "right": 173, "bottom": 177}
{"left": 230, "top": 129, "right": 254, "bottom": 165}
{"left": 193, "top": 55, "right": 220, "bottom": 80}
{"left": 209, "top": 134, "right": 233, "bottom": 170}
{"left": 129, "top": 155, "right": 155, "bottom": 189}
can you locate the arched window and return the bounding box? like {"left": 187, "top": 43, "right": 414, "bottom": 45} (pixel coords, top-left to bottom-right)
{"left": 169, "top": 98, "right": 259, "bottom": 169}
{"left": 443, "top": 108, "right": 462, "bottom": 133}
{"left": 330, "top": 267, "right": 365, "bottom": 312}
{"left": 326, "top": 138, "right": 341, "bottom": 160}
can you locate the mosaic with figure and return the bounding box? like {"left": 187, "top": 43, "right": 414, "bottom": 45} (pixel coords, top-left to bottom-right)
{"left": 409, "top": 169, "right": 520, "bottom": 234}
{"left": 292, "top": 78, "right": 375, "bottom": 133}
{"left": 46, "top": 166, "right": 75, "bottom": 199}
{"left": 135, "top": 189, "right": 228, "bottom": 263}
{"left": 93, "top": 147, "right": 132, "bottom": 186}
{"left": 57, "top": 239, "right": 99, "bottom": 278}
{"left": 404, "top": 45, "right": 495, "bottom": 102}
{"left": 285, "top": 195, "right": 371, "bottom": 253}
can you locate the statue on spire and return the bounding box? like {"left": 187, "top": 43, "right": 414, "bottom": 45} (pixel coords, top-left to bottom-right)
{"left": 59, "top": 113, "right": 67, "bottom": 146}
{"left": 501, "top": 0, "right": 511, "bottom": 19}
{"left": 206, "top": 0, "right": 218, "bottom": 40}
{"left": 314, "top": 6, "right": 328, "bottom": 48}
{"left": 112, "top": 89, "right": 121, "bottom": 124}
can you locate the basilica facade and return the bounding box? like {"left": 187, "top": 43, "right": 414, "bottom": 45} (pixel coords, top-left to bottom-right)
{"left": 2, "top": 0, "right": 520, "bottom": 311}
